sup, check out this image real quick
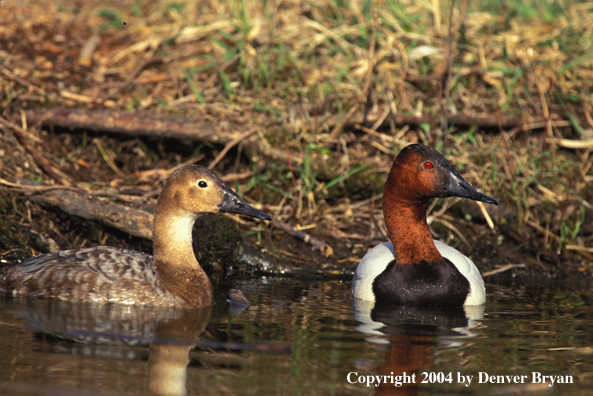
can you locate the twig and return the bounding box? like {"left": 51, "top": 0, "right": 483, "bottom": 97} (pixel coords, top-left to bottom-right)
{"left": 551, "top": 138, "right": 593, "bottom": 149}
{"left": 0, "top": 116, "right": 71, "bottom": 186}
{"left": 0, "top": 248, "right": 30, "bottom": 257}
{"left": 430, "top": 217, "right": 472, "bottom": 250}
{"left": 482, "top": 264, "right": 526, "bottom": 277}
{"left": 476, "top": 201, "right": 495, "bottom": 230}
{"left": 117, "top": 57, "right": 164, "bottom": 93}
{"left": 355, "top": 123, "right": 394, "bottom": 142}
{"left": 528, "top": 220, "right": 556, "bottom": 241}
{"left": 1, "top": 67, "right": 47, "bottom": 96}
{"left": 370, "top": 105, "right": 391, "bottom": 131}
{"left": 355, "top": 123, "right": 412, "bottom": 147}
{"left": 208, "top": 128, "right": 257, "bottom": 170}
{"left": 204, "top": 54, "right": 241, "bottom": 88}
{"left": 369, "top": 191, "right": 387, "bottom": 239}
{"left": 79, "top": 34, "right": 101, "bottom": 67}
{"left": 566, "top": 245, "right": 593, "bottom": 255}
{"left": 552, "top": 184, "right": 572, "bottom": 235}
{"left": 93, "top": 138, "right": 124, "bottom": 176}
{"left": 0, "top": 178, "right": 75, "bottom": 191}
{"left": 60, "top": 90, "right": 100, "bottom": 104}
{"left": 219, "top": 170, "right": 253, "bottom": 183}
{"left": 273, "top": 219, "right": 333, "bottom": 257}
{"left": 327, "top": 100, "right": 361, "bottom": 140}
{"left": 329, "top": 2, "right": 378, "bottom": 140}
{"left": 273, "top": 249, "right": 315, "bottom": 265}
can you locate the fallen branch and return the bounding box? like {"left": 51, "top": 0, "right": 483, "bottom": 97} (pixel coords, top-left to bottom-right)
{"left": 395, "top": 113, "right": 566, "bottom": 130}
{"left": 23, "top": 108, "right": 239, "bottom": 143}
{"left": 273, "top": 219, "right": 333, "bottom": 257}
{"left": 19, "top": 109, "right": 300, "bottom": 165}
{"left": 322, "top": 110, "right": 567, "bottom": 132}
{"left": 30, "top": 189, "right": 154, "bottom": 239}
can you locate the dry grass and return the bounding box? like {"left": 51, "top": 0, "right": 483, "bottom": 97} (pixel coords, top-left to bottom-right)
{"left": 0, "top": 0, "right": 592, "bottom": 276}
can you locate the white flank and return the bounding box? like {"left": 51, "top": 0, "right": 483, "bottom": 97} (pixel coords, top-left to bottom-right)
{"left": 352, "top": 240, "right": 486, "bottom": 306}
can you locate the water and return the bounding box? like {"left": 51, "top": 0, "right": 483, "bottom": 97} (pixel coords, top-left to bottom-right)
{"left": 1, "top": 277, "right": 592, "bottom": 395}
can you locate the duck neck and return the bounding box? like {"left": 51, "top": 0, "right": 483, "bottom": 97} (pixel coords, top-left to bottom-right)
{"left": 383, "top": 196, "right": 443, "bottom": 265}
{"left": 152, "top": 207, "right": 214, "bottom": 306}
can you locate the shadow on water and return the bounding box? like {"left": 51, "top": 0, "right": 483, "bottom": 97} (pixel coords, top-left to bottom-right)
{"left": 1, "top": 278, "right": 593, "bottom": 395}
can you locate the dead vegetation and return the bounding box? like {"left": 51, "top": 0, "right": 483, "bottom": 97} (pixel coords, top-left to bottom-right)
{"left": 0, "top": 0, "right": 592, "bottom": 279}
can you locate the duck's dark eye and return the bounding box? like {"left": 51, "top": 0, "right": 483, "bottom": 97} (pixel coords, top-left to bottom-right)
{"left": 424, "top": 162, "right": 433, "bottom": 169}
{"left": 198, "top": 180, "right": 208, "bottom": 188}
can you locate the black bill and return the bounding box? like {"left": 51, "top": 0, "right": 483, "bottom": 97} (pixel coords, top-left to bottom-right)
{"left": 444, "top": 167, "right": 499, "bottom": 205}
{"left": 218, "top": 184, "right": 273, "bottom": 220}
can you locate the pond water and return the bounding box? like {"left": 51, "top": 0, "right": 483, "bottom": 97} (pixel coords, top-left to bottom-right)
{"left": 1, "top": 276, "right": 593, "bottom": 396}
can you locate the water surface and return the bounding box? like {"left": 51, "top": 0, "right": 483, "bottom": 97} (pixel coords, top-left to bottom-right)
{"left": 1, "top": 277, "right": 592, "bottom": 395}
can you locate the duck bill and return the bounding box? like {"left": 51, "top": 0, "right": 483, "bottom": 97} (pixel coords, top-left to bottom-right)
{"left": 445, "top": 171, "right": 499, "bottom": 205}
{"left": 218, "top": 184, "right": 273, "bottom": 220}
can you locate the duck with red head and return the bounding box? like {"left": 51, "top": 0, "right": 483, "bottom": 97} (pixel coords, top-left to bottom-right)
{"left": 0, "top": 165, "right": 272, "bottom": 307}
{"left": 353, "top": 144, "right": 498, "bottom": 307}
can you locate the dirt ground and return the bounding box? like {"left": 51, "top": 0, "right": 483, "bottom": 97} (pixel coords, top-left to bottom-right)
{"left": 0, "top": 1, "right": 592, "bottom": 283}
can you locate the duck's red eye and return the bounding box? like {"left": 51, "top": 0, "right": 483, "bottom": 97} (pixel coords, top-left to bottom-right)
{"left": 424, "top": 162, "right": 433, "bottom": 169}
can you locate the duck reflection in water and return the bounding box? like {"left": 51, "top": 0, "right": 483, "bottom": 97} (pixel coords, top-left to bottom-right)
{"left": 354, "top": 299, "right": 484, "bottom": 396}
{"left": 2, "top": 297, "right": 212, "bottom": 396}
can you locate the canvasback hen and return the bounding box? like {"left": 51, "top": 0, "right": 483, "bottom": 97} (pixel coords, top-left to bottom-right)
{"left": 0, "top": 165, "right": 272, "bottom": 307}
{"left": 353, "top": 144, "right": 498, "bottom": 307}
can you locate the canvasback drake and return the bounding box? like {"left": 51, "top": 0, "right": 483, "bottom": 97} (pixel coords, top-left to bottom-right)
{"left": 0, "top": 165, "right": 272, "bottom": 307}
{"left": 352, "top": 144, "right": 498, "bottom": 307}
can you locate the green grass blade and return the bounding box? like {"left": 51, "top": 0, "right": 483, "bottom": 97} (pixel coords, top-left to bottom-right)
{"left": 325, "top": 163, "right": 370, "bottom": 189}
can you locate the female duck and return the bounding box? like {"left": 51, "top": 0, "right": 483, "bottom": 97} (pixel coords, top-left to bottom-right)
{"left": 352, "top": 144, "right": 498, "bottom": 307}
{"left": 0, "top": 165, "right": 272, "bottom": 307}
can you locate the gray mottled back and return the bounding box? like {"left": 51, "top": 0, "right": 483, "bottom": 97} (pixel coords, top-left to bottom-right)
{"left": 1, "top": 247, "right": 186, "bottom": 307}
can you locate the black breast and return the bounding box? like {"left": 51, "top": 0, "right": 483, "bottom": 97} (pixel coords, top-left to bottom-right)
{"left": 372, "top": 258, "right": 470, "bottom": 307}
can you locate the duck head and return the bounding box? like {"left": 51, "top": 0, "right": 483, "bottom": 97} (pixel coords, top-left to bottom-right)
{"left": 384, "top": 144, "right": 498, "bottom": 206}
{"left": 157, "top": 165, "right": 272, "bottom": 221}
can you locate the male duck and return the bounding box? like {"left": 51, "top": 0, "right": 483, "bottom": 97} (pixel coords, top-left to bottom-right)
{"left": 352, "top": 144, "right": 498, "bottom": 307}
{"left": 0, "top": 165, "right": 272, "bottom": 307}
